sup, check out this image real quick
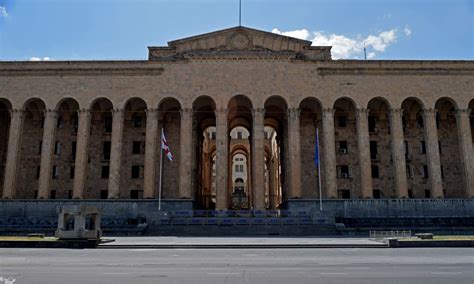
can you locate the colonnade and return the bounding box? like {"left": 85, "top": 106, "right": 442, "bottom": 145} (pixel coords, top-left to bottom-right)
{"left": 1, "top": 103, "right": 473, "bottom": 207}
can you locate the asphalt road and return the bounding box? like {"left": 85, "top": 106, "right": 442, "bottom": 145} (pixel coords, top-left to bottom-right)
{"left": 0, "top": 248, "right": 473, "bottom": 284}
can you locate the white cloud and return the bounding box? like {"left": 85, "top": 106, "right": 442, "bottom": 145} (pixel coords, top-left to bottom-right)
{"left": 404, "top": 26, "right": 412, "bottom": 36}
{"left": 0, "top": 6, "right": 7, "bottom": 18}
{"left": 272, "top": 27, "right": 405, "bottom": 59}
{"left": 29, "top": 57, "right": 51, "bottom": 61}
{"left": 272, "top": 28, "right": 310, "bottom": 41}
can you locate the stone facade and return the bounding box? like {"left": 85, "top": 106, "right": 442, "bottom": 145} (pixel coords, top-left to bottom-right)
{"left": 0, "top": 26, "right": 473, "bottom": 210}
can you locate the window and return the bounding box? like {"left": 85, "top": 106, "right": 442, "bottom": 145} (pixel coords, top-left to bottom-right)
{"left": 408, "top": 190, "right": 413, "bottom": 198}
{"left": 404, "top": 141, "right": 410, "bottom": 158}
{"left": 338, "top": 189, "right": 351, "bottom": 199}
{"left": 237, "top": 132, "right": 243, "bottom": 139}
{"left": 57, "top": 116, "right": 63, "bottom": 128}
{"left": 130, "top": 189, "right": 143, "bottom": 199}
{"left": 211, "top": 132, "right": 216, "bottom": 140}
{"left": 338, "top": 165, "right": 351, "bottom": 179}
{"left": 132, "top": 141, "right": 143, "bottom": 154}
{"left": 133, "top": 115, "right": 143, "bottom": 128}
{"left": 368, "top": 116, "right": 377, "bottom": 132}
{"left": 441, "top": 165, "right": 444, "bottom": 180}
{"left": 40, "top": 117, "right": 45, "bottom": 128}
{"left": 100, "top": 190, "right": 108, "bottom": 199}
{"left": 370, "top": 141, "right": 378, "bottom": 160}
{"left": 338, "top": 141, "right": 348, "bottom": 154}
{"left": 36, "top": 166, "right": 41, "bottom": 179}
{"left": 103, "top": 141, "right": 111, "bottom": 160}
{"left": 101, "top": 166, "right": 109, "bottom": 179}
{"left": 424, "top": 189, "right": 431, "bottom": 198}
{"left": 72, "top": 115, "right": 78, "bottom": 133}
{"left": 54, "top": 141, "right": 61, "bottom": 156}
{"left": 406, "top": 165, "right": 413, "bottom": 179}
{"left": 373, "top": 189, "right": 381, "bottom": 199}
{"left": 416, "top": 115, "right": 424, "bottom": 128}
{"left": 420, "top": 141, "right": 426, "bottom": 154}
{"left": 131, "top": 165, "right": 141, "bottom": 179}
{"left": 69, "top": 166, "right": 75, "bottom": 179}
{"left": 68, "top": 190, "right": 73, "bottom": 199}
{"left": 337, "top": 116, "right": 347, "bottom": 127}
{"left": 50, "top": 190, "right": 56, "bottom": 199}
{"left": 438, "top": 141, "right": 442, "bottom": 154}
{"left": 38, "top": 141, "right": 42, "bottom": 155}
{"left": 422, "top": 165, "right": 429, "bottom": 178}
{"left": 371, "top": 165, "right": 380, "bottom": 178}
{"left": 71, "top": 141, "right": 77, "bottom": 160}
{"left": 104, "top": 116, "right": 113, "bottom": 133}
{"left": 52, "top": 166, "right": 59, "bottom": 179}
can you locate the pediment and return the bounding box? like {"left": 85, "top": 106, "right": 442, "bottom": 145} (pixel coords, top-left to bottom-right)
{"left": 148, "top": 26, "right": 331, "bottom": 60}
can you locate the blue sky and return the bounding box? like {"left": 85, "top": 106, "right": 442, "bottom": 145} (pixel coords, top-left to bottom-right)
{"left": 0, "top": 0, "right": 472, "bottom": 60}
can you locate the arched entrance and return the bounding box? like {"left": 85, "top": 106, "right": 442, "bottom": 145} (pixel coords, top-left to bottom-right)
{"left": 0, "top": 99, "right": 12, "bottom": 197}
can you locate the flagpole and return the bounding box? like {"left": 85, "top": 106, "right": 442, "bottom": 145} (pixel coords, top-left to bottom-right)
{"left": 317, "top": 128, "right": 323, "bottom": 211}
{"left": 158, "top": 128, "right": 164, "bottom": 211}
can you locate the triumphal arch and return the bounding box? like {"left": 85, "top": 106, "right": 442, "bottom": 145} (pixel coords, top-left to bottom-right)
{"left": 0, "top": 26, "right": 473, "bottom": 216}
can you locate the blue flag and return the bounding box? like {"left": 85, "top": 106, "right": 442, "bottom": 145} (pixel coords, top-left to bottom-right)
{"left": 314, "top": 128, "right": 320, "bottom": 169}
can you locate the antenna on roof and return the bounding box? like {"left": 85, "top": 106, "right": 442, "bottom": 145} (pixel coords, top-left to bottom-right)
{"left": 363, "top": 42, "right": 367, "bottom": 60}
{"left": 239, "top": 0, "right": 242, "bottom": 26}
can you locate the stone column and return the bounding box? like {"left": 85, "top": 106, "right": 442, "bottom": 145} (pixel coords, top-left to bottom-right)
{"left": 2, "top": 110, "right": 24, "bottom": 198}
{"left": 143, "top": 108, "right": 159, "bottom": 199}
{"left": 322, "top": 108, "right": 337, "bottom": 198}
{"left": 252, "top": 108, "right": 265, "bottom": 209}
{"left": 72, "top": 109, "right": 91, "bottom": 199}
{"left": 423, "top": 108, "right": 443, "bottom": 198}
{"left": 215, "top": 108, "right": 228, "bottom": 210}
{"left": 389, "top": 108, "right": 409, "bottom": 198}
{"left": 37, "top": 109, "right": 58, "bottom": 199}
{"left": 107, "top": 109, "right": 124, "bottom": 199}
{"left": 356, "top": 108, "right": 373, "bottom": 198}
{"left": 455, "top": 109, "right": 474, "bottom": 197}
{"left": 179, "top": 108, "right": 193, "bottom": 199}
{"left": 287, "top": 108, "right": 302, "bottom": 198}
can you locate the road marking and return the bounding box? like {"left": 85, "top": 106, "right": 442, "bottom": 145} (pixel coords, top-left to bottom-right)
{"left": 207, "top": 272, "right": 241, "bottom": 275}
{"left": 430, "top": 272, "right": 461, "bottom": 275}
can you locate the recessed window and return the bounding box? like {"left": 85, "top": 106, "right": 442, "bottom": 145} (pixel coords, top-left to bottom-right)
{"left": 131, "top": 165, "right": 141, "bottom": 179}
{"left": 373, "top": 189, "right": 381, "bottom": 199}
{"left": 133, "top": 115, "right": 143, "bottom": 128}
{"left": 54, "top": 142, "right": 61, "bottom": 156}
{"left": 71, "top": 141, "right": 77, "bottom": 160}
{"left": 338, "top": 189, "right": 351, "bottom": 199}
{"left": 103, "top": 141, "right": 111, "bottom": 160}
{"left": 69, "top": 166, "right": 75, "bottom": 179}
{"left": 101, "top": 166, "right": 109, "bottom": 179}
{"left": 50, "top": 190, "right": 56, "bottom": 199}
{"left": 52, "top": 166, "right": 59, "bottom": 179}
{"left": 337, "top": 116, "right": 347, "bottom": 127}
{"left": 132, "top": 141, "right": 143, "bottom": 154}
{"left": 100, "top": 190, "right": 108, "bottom": 199}
{"left": 422, "top": 165, "right": 429, "bottom": 178}
{"left": 338, "top": 165, "right": 351, "bottom": 179}
{"left": 104, "top": 116, "right": 113, "bottom": 133}
{"left": 130, "top": 189, "right": 143, "bottom": 199}
{"left": 371, "top": 165, "right": 380, "bottom": 178}
{"left": 370, "top": 141, "right": 378, "bottom": 160}
{"left": 237, "top": 132, "right": 243, "bottom": 139}
{"left": 368, "top": 116, "right": 377, "bottom": 132}
{"left": 420, "top": 141, "right": 426, "bottom": 154}
{"left": 338, "top": 141, "right": 348, "bottom": 154}
{"left": 424, "top": 189, "right": 431, "bottom": 198}
{"left": 57, "top": 116, "right": 63, "bottom": 128}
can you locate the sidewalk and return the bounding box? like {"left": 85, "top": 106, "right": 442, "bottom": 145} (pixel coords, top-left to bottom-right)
{"left": 98, "top": 237, "right": 387, "bottom": 249}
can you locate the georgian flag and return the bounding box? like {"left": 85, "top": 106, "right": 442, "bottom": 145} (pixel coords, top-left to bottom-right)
{"left": 161, "top": 129, "right": 173, "bottom": 161}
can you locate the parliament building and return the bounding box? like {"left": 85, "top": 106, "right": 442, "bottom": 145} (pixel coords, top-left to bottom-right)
{"left": 0, "top": 26, "right": 473, "bottom": 213}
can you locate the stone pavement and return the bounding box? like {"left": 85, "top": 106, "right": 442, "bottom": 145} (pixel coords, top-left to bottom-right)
{"left": 99, "top": 236, "right": 385, "bottom": 248}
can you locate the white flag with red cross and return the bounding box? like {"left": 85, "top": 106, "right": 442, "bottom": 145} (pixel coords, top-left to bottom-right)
{"left": 161, "top": 129, "right": 173, "bottom": 161}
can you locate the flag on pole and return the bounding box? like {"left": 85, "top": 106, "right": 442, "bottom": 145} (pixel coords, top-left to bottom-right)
{"left": 314, "top": 128, "right": 320, "bottom": 175}
{"left": 161, "top": 129, "right": 173, "bottom": 161}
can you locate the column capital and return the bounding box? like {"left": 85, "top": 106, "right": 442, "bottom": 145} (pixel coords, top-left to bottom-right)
{"left": 43, "top": 109, "right": 58, "bottom": 117}
{"left": 455, "top": 108, "right": 471, "bottom": 117}
{"left": 356, "top": 108, "right": 370, "bottom": 115}
{"left": 252, "top": 108, "right": 265, "bottom": 118}
{"left": 145, "top": 108, "right": 159, "bottom": 118}
{"left": 111, "top": 108, "right": 124, "bottom": 116}
{"left": 180, "top": 108, "right": 192, "bottom": 118}
{"left": 322, "top": 108, "right": 335, "bottom": 117}
{"left": 8, "top": 109, "right": 25, "bottom": 117}
{"left": 287, "top": 108, "right": 300, "bottom": 118}
{"left": 389, "top": 108, "right": 403, "bottom": 115}
{"left": 423, "top": 108, "right": 437, "bottom": 116}
{"left": 77, "top": 108, "right": 91, "bottom": 114}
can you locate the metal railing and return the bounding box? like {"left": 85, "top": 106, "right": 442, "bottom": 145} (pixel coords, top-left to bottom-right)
{"left": 369, "top": 230, "right": 411, "bottom": 241}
